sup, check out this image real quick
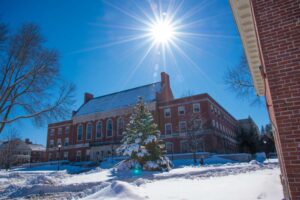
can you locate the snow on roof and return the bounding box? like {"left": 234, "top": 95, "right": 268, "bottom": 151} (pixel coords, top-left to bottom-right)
{"left": 74, "top": 82, "right": 161, "bottom": 116}
{"left": 28, "top": 144, "right": 46, "bottom": 151}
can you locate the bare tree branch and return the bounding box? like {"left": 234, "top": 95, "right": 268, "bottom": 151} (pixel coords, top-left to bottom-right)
{"left": 0, "top": 22, "right": 75, "bottom": 134}
{"left": 224, "top": 53, "right": 263, "bottom": 106}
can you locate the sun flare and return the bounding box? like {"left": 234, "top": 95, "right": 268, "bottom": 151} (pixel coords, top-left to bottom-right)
{"left": 149, "top": 19, "right": 176, "bottom": 45}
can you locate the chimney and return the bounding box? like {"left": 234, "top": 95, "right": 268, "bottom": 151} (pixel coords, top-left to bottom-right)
{"left": 84, "top": 92, "right": 94, "bottom": 104}
{"left": 72, "top": 110, "right": 77, "bottom": 116}
{"left": 25, "top": 138, "right": 32, "bottom": 144}
{"left": 161, "top": 72, "right": 170, "bottom": 87}
{"left": 158, "top": 72, "right": 174, "bottom": 102}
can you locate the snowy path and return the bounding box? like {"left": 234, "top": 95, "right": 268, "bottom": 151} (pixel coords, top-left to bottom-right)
{"left": 0, "top": 162, "right": 283, "bottom": 200}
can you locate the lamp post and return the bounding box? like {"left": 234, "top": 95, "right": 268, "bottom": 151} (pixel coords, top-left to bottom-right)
{"left": 263, "top": 140, "right": 268, "bottom": 163}
{"left": 57, "top": 144, "right": 61, "bottom": 171}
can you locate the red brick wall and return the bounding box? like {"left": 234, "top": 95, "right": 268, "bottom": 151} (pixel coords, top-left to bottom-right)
{"left": 157, "top": 72, "right": 174, "bottom": 102}
{"left": 157, "top": 94, "right": 239, "bottom": 153}
{"left": 251, "top": 0, "right": 300, "bottom": 199}
{"left": 46, "top": 79, "right": 239, "bottom": 162}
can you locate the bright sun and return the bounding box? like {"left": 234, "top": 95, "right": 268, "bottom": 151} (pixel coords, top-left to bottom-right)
{"left": 150, "top": 19, "right": 176, "bottom": 45}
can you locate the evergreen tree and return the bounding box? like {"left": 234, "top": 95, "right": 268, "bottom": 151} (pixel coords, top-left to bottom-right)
{"left": 117, "top": 97, "right": 172, "bottom": 171}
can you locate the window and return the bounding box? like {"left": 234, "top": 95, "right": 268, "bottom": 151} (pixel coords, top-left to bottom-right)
{"left": 164, "top": 108, "right": 171, "bottom": 118}
{"left": 180, "top": 141, "right": 189, "bottom": 153}
{"left": 179, "top": 121, "right": 187, "bottom": 133}
{"left": 178, "top": 106, "right": 185, "bottom": 115}
{"left": 193, "top": 119, "right": 202, "bottom": 129}
{"left": 96, "top": 121, "right": 102, "bottom": 138}
{"left": 63, "top": 152, "right": 68, "bottom": 160}
{"left": 193, "top": 103, "right": 200, "bottom": 113}
{"left": 64, "top": 137, "right": 69, "bottom": 146}
{"left": 77, "top": 124, "right": 83, "bottom": 141}
{"left": 106, "top": 119, "right": 113, "bottom": 137}
{"left": 65, "top": 127, "right": 70, "bottom": 135}
{"left": 50, "top": 139, "right": 54, "bottom": 147}
{"left": 117, "top": 117, "right": 124, "bottom": 136}
{"left": 58, "top": 128, "right": 62, "bottom": 135}
{"left": 49, "top": 153, "right": 53, "bottom": 161}
{"left": 86, "top": 150, "right": 90, "bottom": 161}
{"left": 86, "top": 122, "right": 92, "bottom": 140}
{"left": 76, "top": 150, "right": 81, "bottom": 162}
{"left": 165, "top": 123, "right": 172, "bottom": 135}
{"left": 50, "top": 129, "right": 55, "bottom": 136}
{"left": 57, "top": 138, "right": 61, "bottom": 145}
{"left": 166, "top": 142, "right": 174, "bottom": 153}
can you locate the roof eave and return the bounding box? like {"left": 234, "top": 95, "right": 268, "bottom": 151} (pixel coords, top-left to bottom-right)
{"left": 229, "top": 0, "right": 265, "bottom": 96}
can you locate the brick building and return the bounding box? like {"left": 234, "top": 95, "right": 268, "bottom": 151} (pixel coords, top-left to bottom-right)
{"left": 230, "top": 0, "right": 300, "bottom": 199}
{"left": 0, "top": 138, "right": 46, "bottom": 168}
{"left": 46, "top": 72, "right": 239, "bottom": 162}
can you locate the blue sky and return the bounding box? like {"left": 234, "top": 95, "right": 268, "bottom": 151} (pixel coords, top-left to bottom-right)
{"left": 0, "top": 0, "right": 269, "bottom": 145}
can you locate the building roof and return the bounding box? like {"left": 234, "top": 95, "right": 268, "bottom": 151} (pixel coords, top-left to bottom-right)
{"left": 28, "top": 144, "right": 46, "bottom": 151}
{"left": 229, "top": 0, "right": 265, "bottom": 95}
{"left": 74, "top": 82, "right": 162, "bottom": 116}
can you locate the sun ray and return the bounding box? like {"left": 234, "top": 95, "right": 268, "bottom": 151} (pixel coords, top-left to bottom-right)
{"left": 175, "top": 37, "right": 233, "bottom": 66}
{"left": 88, "top": 22, "right": 148, "bottom": 32}
{"left": 120, "top": 41, "right": 157, "bottom": 90}
{"left": 169, "top": 39, "right": 217, "bottom": 87}
{"left": 103, "top": 0, "right": 152, "bottom": 27}
{"left": 68, "top": 34, "right": 150, "bottom": 55}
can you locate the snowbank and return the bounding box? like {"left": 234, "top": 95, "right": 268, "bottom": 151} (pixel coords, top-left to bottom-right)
{"left": 0, "top": 159, "right": 283, "bottom": 200}
{"left": 83, "top": 181, "right": 146, "bottom": 200}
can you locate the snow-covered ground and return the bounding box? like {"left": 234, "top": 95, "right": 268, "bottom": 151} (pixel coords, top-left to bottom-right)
{"left": 0, "top": 158, "right": 283, "bottom": 200}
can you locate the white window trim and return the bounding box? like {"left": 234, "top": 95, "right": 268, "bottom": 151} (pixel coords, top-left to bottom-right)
{"left": 166, "top": 142, "right": 174, "bottom": 153}
{"left": 63, "top": 152, "right": 68, "bottom": 160}
{"left": 164, "top": 108, "right": 171, "bottom": 118}
{"left": 58, "top": 128, "right": 62, "bottom": 135}
{"left": 179, "top": 121, "right": 187, "bottom": 133}
{"left": 193, "top": 103, "right": 200, "bottom": 113}
{"left": 194, "top": 119, "right": 202, "bottom": 129}
{"left": 50, "top": 129, "right": 55, "bottom": 136}
{"left": 106, "top": 119, "right": 113, "bottom": 137}
{"left": 64, "top": 137, "right": 69, "bottom": 146}
{"left": 77, "top": 124, "right": 83, "bottom": 141}
{"left": 96, "top": 121, "right": 102, "bottom": 139}
{"left": 180, "top": 140, "right": 189, "bottom": 153}
{"left": 65, "top": 127, "right": 70, "bottom": 135}
{"left": 86, "top": 122, "right": 93, "bottom": 140}
{"left": 178, "top": 106, "right": 185, "bottom": 116}
{"left": 165, "top": 123, "right": 172, "bottom": 135}
{"left": 50, "top": 139, "right": 54, "bottom": 146}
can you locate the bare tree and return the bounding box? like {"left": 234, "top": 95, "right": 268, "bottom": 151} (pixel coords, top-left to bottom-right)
{"left": 0, "top": 128, "right": 21, "bottom": 170}
{"left": 0, "top": 22, "right": 75, "bottom": 133}
{"left": 186, "top": 111, "right": 207, "bottom": 164}
{"left": 224, "top": 54, "right": 262, "bottom": 106}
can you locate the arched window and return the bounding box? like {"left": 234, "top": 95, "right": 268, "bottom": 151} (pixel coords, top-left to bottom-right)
{"left": 96, "top": 121, "right": 102, "bottom": 138}
{"left": 117, "top": 117, "right": 124, "bottom": 136}
{"left": 77, "top": 124, "right": 83, "bottom": 141}
{"left": 86, "top": 122, "right": 92, "bottom": 140}
{"left": 106, "top": 119, "right": 113, "bottom": 137}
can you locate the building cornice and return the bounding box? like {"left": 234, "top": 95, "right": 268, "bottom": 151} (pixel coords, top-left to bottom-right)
{"left": 72, "top": 102, "right": 156, "bottom": 124}
{"left": 229, "top": 0, "right": 265, "bottom": 96}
